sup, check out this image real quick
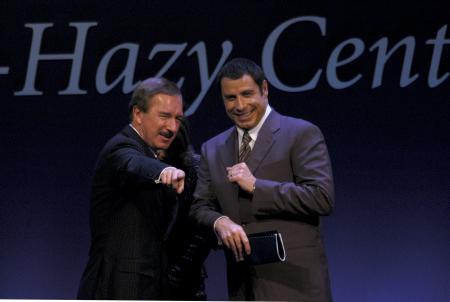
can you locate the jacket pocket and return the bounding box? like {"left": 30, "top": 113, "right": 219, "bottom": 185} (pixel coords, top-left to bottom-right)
{"left": 115, "top": 257, "right": 158, "bottom": 276}
{"left": 110, "top": 257, "right": 160, "bottom": 299}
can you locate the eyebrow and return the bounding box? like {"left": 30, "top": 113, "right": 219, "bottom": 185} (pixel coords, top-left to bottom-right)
{"left": 158, "top": 111, "right": 183, "bottom": 118}
{"left": 223, "top": 93, "right": 236, "bottom": 97}
{"left": 241, "top": 89, "right": 254, "bottom": 94}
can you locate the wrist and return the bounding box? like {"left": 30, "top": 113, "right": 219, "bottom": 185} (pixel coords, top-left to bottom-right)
{"left": 155, "top": 166, "right": 173, "bottom": 184}
{"left": 213, "top": 216, "right": 229, "bottom": 232}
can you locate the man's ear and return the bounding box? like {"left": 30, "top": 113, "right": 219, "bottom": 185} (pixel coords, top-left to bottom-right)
{"left": 132, "top": 106, "right": 142, "bottom": 125}
{"left": 262, "top": 80, "right": 269, "bottom": 97}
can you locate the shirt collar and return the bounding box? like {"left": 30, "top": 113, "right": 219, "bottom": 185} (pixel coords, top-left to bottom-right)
{"left": 129, "top": 123, "right": 141, "bottom": 137}
{"left": 129, "top": 123, "right": 158, "bottom": 158}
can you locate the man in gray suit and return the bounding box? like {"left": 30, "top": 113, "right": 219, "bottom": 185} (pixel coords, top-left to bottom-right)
{"left": 190, "top": 58, "right": 334, "bottom": 301}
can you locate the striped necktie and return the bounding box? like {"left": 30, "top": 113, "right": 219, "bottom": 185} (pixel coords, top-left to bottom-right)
{"left": 239, "top": 130, "right": 252, "bottom": 162}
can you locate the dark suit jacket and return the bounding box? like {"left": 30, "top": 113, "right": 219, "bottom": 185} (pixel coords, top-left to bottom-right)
{"left": 191, "top": 110, "right": 334, "bottom": 301}
{"left": 77, "top": 125, "right": 178, "bottom": 300}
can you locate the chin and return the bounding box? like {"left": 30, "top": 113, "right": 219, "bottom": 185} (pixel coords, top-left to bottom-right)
{"left": 159, "top": 141, "right": 173, "bottom": 150}
{"left": 236, "top": 121, "right": 255, "bottom": 130}
{"left": 157, "top": 144, "right": 169, "bottom": 150}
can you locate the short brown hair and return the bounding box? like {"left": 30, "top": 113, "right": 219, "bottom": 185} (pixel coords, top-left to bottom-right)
{"left": 129, "top": 77, "right": 182, "bottom": 121}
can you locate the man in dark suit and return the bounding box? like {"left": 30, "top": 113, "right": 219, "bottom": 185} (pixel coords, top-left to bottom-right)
{"left": 190, "top": 58, "right": 334, "bottom": 301}
{"left": 78, "top": 77, "right": 199, "bottom": 299}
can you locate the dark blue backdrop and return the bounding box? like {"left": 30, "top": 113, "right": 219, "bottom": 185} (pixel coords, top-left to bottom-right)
{"left": 1, "top": 1, "right": 449, "bottom": 301}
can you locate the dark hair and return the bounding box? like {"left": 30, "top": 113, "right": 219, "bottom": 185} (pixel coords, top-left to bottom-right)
{"left": 216, "top": 58, "right": 266, "bottom": 92}
{"left": 129, "top": 77, "right": 181, "bottom": 121}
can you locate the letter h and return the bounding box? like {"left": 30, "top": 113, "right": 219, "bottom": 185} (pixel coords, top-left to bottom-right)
{"left": 15, "top": 22, "right": 97, "bottom": 96}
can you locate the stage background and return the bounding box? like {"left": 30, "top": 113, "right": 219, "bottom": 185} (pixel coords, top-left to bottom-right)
{"left": 1, "top": 1, "right": 449, "bottom": 301}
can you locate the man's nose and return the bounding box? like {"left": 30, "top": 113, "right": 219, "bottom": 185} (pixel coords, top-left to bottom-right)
{"left": 166, "top": 118, "right": 178, "bottom": 132}
{"left": 235, "top": 97, "right": 245, "bottom": 110}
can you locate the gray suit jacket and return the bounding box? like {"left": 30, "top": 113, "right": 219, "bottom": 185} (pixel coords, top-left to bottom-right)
{"left": 191, "top": 110, "right": 334, "bottom": 301}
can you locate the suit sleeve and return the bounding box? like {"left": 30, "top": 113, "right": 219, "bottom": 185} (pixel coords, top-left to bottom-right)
{"left": 189, "top": 143, "right": 224, "bottom": 230}
{"left": 252, "top": 123, "right": 334, "bottom": 217}
{"left": 106, "top": 140, "right": 170, "bottom": 188}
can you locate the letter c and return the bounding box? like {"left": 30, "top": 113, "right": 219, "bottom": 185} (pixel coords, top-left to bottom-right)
{"left": 262, "top": 16, "right": 326, "bottom": 92}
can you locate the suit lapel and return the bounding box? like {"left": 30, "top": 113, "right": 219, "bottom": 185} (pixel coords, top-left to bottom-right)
{"left": 217, "top": 128, "right": 240, "bottom": 204}
{"left": 246, "top": 110, "right": 280, "bottom": 174}
{"left": 218, "top": 127, "right": 238, "bottom": 168}
{"left": 122, "top": 125, "right": 157, "bottom": 158}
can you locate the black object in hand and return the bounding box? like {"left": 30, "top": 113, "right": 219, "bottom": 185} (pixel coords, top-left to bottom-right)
{"left": 244, "top": 230, "right": 286, "bottom": 265}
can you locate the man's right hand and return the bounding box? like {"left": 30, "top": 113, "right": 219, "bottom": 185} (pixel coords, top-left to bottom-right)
{"left": 160, "top": 167, "right": 185, "bottom": 194}
{"left": 214, "top": 217, "right": 251, "bottom": 262}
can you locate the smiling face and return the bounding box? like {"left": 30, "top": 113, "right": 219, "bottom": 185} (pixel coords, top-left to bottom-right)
{"left": 221, "top": 74, "right": 268, "bottom": 130}
{"left": 132, "top": 93, "right": 183, "bottom": 150}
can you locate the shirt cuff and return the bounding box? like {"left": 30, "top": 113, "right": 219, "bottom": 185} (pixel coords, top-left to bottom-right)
{"left": 213, "top": 216, "right": 229, "bottom": 245}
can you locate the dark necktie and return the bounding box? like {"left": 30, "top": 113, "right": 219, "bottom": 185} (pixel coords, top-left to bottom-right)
{"left": 239, "top": 130, "right": 252, "bottom": 162}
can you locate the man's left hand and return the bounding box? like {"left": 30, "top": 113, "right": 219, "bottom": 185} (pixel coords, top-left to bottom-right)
{"left": 226, "top": 163, "right": 255, "bottom": 193}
